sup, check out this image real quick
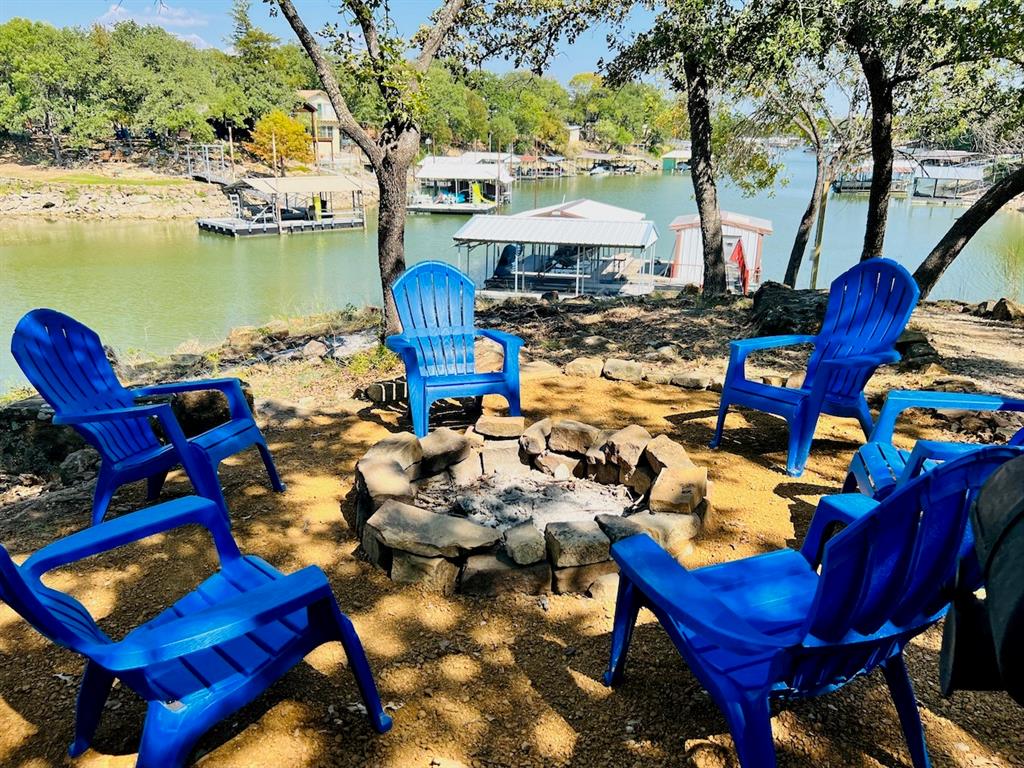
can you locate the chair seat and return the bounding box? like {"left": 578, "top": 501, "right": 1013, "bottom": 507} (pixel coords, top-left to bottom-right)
{"left": 728, "top": 379, "right": 807, "bottom": 413}
{"left": 127, "top": 556, "right": 311, "bottom": 702}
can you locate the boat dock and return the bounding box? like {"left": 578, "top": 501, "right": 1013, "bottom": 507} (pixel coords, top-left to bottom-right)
{"left": 197, "top": 215, "right": 364, "bottom": 237}
{"left": 407, "top": 200, "right": 497, "bottom": 214}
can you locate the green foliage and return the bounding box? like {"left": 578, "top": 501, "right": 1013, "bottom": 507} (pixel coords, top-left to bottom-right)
{"left": 345, "top": 345, "right": 399, "bottom": 376}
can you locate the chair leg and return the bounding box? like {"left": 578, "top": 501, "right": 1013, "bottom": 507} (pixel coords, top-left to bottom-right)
{"left": 68, "top": 661, "right": 114, "bottom": 757}
{"left": 505, "top": 386, "right": 521, "bottom": 417}
{"left": 710, "top": 399, "right": 730, "bottom": 449}
{"left": 256, "top": 440, "right": 286, "bottom": 492}
{"left": 882, "top": 655, "right": 932, "bottom": 768}
{"left": 724, "top": 693, "right": 777, "bottom": 768}
{"left": 137, "top": 702, "right": 199, "bottom": 768}
{"left": 332, "top": 607, "right": 393, "bottom": 733}
{"left": 146, "top": 470, "right": 168, "bottom": 501}
{"left": 91, "top": 469, "right": 118, "bottom": 526}
{"left": 411, "top": 392, "right": 430, "bottom": 438}
{"left": 187, "top": 455, "right": 230, "bottom": 517}
{"left": 786, "top": 415, "right": 817, "bottom": 477}
{"left": 854, "top": 396, "right": 875, "bottom": 439}
{"left": 603, "top": 577, "right": 642, "bottom": 687}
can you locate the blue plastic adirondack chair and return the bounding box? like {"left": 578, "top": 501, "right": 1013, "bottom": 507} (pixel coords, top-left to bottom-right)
{"left": 604, "top": 446, "right": 1020, "bottom": 768}
{"left": 386, "top": 261, "right": 523, "bottom": 437}
{"left": 845, "top": 389, "right": 1024, "bottom": 499}
{"left": 0, "top": 496, "right": 392, "bottom": 767}
{"left": 711, "top": 258, "right": 919, "bottom": 476}
{"left": 11, "top": 309, "right": 285, "bottom": 524}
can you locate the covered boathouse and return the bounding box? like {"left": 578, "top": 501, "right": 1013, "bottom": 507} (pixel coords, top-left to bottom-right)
{"left": 452, "top": 199, "right": 658, "bottom": 298}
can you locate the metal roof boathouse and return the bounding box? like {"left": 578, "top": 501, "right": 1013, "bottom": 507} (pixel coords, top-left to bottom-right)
{"left": 452, "top": 199, "right": 658, "bottom": 298}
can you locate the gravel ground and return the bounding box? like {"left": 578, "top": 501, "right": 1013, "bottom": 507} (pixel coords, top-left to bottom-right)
{"left": 0, "top": 303, "right": 1022, "bottom": 768}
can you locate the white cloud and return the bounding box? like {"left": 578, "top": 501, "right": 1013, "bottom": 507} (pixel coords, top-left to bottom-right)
{"left": 174, "top": 32, "right": 213, "bottom": 49}
{"left": 96, "top": 2, "right": 210, "bottom": 31}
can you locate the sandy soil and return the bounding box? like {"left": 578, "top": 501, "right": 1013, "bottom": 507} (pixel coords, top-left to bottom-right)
{"left": 1, "top": 354, "right": 1022, "bottom": 768}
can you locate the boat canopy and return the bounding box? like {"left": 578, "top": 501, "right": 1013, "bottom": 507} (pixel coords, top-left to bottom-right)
{"left": 511, "top": 198, "right": 645, "bottom": 222}
{"left": 239, "top": 175, "right": 368, "bottom": 194}
{"left": 670, "top": 210, "right": 773, "bottom": 235}
{"left": 453, "top": 215, "right": 658, "bottom": 250}
{"left": 416, "top": 159, "right": 514, "bottom": 184}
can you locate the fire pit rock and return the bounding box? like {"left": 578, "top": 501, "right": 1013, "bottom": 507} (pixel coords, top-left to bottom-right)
{"left": 350, "top": 417, "right": 712, "bottom": 595}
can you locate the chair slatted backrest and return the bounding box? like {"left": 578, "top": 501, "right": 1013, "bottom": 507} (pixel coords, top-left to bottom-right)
{"left": 804, "top": 259, "right": 919, "bottom": 399}
{"left": 11, "top": 309, "right": 160, "bottom": 463}
{"left": 786, "top": 448, "right": 1017, "bottom": 694}
{"left": 0, "top": 546, "right": 108, "bottom": 653}
{"left": 391, "top": 262, "right": 476, "bottom": 377}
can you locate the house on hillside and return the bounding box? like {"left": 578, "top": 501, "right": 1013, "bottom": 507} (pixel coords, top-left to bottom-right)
{"left": 294, "top": 89, "right": 345, "bottom": 165}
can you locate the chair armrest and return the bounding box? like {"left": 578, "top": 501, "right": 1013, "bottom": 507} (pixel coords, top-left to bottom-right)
{"left": 95, "top": 566, "right": 333, "bottom": 671}
{"left": 133, "top": 378, "right": 251, "bottom": 420}
{"left": 23, "top": 497, "right": 239, "bottom": 580}
{"left": 476, "top": 328, "right": 524, "bottom": 350}
{"left": 800, "top": 494, "right": 879, "bottom": 566}
{"left": 869, "top": 390, "right": 1024, "bottom": 444}
{"left": 612, "top": 534, "right": 791, "bottom": 654}
{"left": 726, "top": 335, "right": 816, "bottom": 382}
{"left": 54, "top": 401, "right": 194, "bottom": 458}
{"left": 896, "top": 440, "right": 978, "bottom": 486}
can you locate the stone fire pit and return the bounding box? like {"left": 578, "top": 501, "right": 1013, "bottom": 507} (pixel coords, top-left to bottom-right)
{"left": 349, "top": 416, "right": 712, "bottom": 596}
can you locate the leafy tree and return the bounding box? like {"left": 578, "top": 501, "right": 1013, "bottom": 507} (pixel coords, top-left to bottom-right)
{"left": 228, "top": 0, "right": 294, "bottom": 126}
{"left": 245, "top": 109, "right": 313, "bottom": 173}
{"left": 489, "top": 113, "right": 516, "bottom": 150}
{"left": 835, "top": 0, "right": 1024, "bottom": 260}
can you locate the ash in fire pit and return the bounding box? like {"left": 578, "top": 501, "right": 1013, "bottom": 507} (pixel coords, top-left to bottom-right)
{"left": 349, "top": 415, "right": 713, "bottom": 596}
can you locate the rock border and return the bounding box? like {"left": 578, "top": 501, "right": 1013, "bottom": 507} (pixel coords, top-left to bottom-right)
{"left": 350, "top": 416, "right": 713, "bottom": 596}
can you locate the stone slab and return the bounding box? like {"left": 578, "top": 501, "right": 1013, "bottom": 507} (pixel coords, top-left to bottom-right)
{"left": 365, "top": 500, "right": 501, "bottom": 558}
{"left": 535, "top": 452, "right": 582, "bottom": 480}
{"left": 565, "top": 357, "right": 604, "bottom": 378}
{"left": 447, "top": 453, "right": 483, "bottom": 487}
{"left": 481, "top": 440, "right": 531, "bottom": 476}
{"left": 545, "top": 520, "right": 611, "bottom": 567}
{"left": 475, "top": 415, "right": 527, "bottom": 438}
{"left": 390, "top": 551, "right": 459, "bottom": 595}
{"left": 553, "top": 560, "right": 618, "bottom": 594}
{"left": 361, "top": 526, "right": 392, "bottom": 573}
{"left": 605, "top": 424, "right": 652, "bottom": 474}
{"left": 649, "top": 466, "right": 708, "bottom": 514}
{"left": 603, "top": 358, "right": 644, "bottom": 382}
{"left": 420, "top": 427, "right": 471, "bottom": 475}
{"left": 519, "top": 417, "right": 553, "bottom": 455}
{"left": 363, "top": 432, "right": 422, "bottom": 471}
{"left": 596, "top": 512, "right": 700, "bottom": 557}
{"left": 644, "top": 434, "right": 694, "bottom": 474}
{"left": 503, "top": 520, "right": 547, "bottom": 565}
{"left": 460, "top": 552, "right": 552, "bottom": 596}
{"left": 548, "top": 419, "right": 600, "bottom": 454}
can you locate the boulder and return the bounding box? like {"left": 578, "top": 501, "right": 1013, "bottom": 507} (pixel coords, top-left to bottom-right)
{"left": 504, "top": 520, "right": 547, "bottom": 565}
{"left": 353, "top": 457, "right": 416, "bottom": 532}
{"left": 596, "top": 512, "right": 700, "bottom": 557}
{"left": 553, "top": 560, "right": 617, "bottom": 594}
{"left": 626, "top": 464, "right": 656, "bottom": 495}
{"left": 302, "top": 339, "right": 329, "bottom": 359}
{"left": 587, "top": 572, "right": 620, "bottom": 601}
{"left": 227, "top": 325, "right": 261, "bottom": 351}
{"left": 545, "top": 520, "right": 611, "bottom": 567}
{"left": 750, "top": 281, "right": 828, "bottom": 336}
{"left": 642, "top": 369, "right": 673, "bottom": 385}
{"left": 644, "top": 434, "right": 693, "bottom": 474}
{"left": 605, "top": 424, "right": 653, "bottom": 478}
{"left": 168, "top": 384, "right": 256, "bottom": 438}
{"left": 519, "top": 417, "right": 553, "bottom": 455}
{"left": 481, "top": 439, "right": 531, "bottom": 476}
{"left": 548, "top": 419, "right": 601, "bottom": 455}
{"left": 447, "top": 453, "right": 483, "bottom": 487}
{"left": 59, "top": 448, "right": 100, "bottom": 485}
{"left": 535, "top": 452, "right": 582, "bottom": 480}
{"left": 361, "top": 526, "right": 392, "bottom": 572}
{"left": 390, "top": 551, "right": 459, "bottom": 594}
{"left": 785, "top": 372, "right": 806, "bottom": 389}
{"left": 991, "top": 298, "right": 1024, "bottom": 323}
{"left": 262, "top": 319, "right": 290, "bottom": 340}
{"left": 671, "top": 374, "right": 712, "bottom": 390}
{"left": 363, "top": 432, "right": 422, "bottom": 471}
{"left": 460, "top": 552, "right": 552, "bottom": 596}
{"left": 565, "top": 357, "right": 604, "bottom": 378}
{"left": 365, "top": 500, "right": 502, "bottom": 558}
{"left": 521, "top": 360, "right": 561, "bottom": 380}
{"left": 649, "top": 466, "right": 708, "bottom": 514}
{"left": 602, "top": 358, "right": 644, "bottom": 383}
{"left": 475, "top": 415, "right": 527, "bottom": 438}
{"left": 419, "top": 427, "right": 471, "bottom": 475}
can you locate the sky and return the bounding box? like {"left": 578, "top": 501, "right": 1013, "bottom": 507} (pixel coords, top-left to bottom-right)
{"left": 0, "top": 0, "right": 647, "bottom": 83}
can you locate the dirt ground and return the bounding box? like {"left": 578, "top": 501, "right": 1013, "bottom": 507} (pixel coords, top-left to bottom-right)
{"left": 1, "top": 344, "right": 1023, "bottom": 768}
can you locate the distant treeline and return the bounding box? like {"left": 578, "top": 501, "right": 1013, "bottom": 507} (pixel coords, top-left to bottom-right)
{"left": 0, "top": 3, "right": 683, "bottom": 163}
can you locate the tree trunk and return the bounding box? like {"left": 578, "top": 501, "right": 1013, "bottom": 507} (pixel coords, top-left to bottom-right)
{"left": 784, "top": 145, "right": 826, "bottom": 287}
{"left": 859, "top": 49, "right": 894, "bottom": 260}
{"left": 376, "top": 156, "right": 411, "bottom": 338}
{"left": 45, "top": 111, "right": 62, "bottom": 164}
{"left": 914, "top": 165, "right": 1024, "bottom": 299}
{"left": 683, "top": 57, "right": 726, "bottom": 295}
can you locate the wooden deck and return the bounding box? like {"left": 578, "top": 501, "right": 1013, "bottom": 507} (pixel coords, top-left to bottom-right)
{"left": 196, "top": 216, "right": 364, "bottom": 237}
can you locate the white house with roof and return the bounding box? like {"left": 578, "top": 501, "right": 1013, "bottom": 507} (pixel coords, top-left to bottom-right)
{"left": 294, "top": 89, "right": 344, "bottom": 163}
{"left": 667, "top": 210, "right": 773, "bottom": 294}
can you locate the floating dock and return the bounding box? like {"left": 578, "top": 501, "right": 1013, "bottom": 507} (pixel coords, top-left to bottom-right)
{"left": 197, "top": 215, "right": 363, "bottom": 237}
{"left": 407, "top": 201, "right": 497, "bottom": 215}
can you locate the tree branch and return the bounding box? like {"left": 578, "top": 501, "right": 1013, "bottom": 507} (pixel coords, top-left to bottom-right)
{"left": 415, "top": 0, "right": 466, "bottom": 72}
{"left": 348, "top": 0, "right": 382, "bottom": 61}
{"left": 275, "top": 0, "right": 382, "bottom": 166}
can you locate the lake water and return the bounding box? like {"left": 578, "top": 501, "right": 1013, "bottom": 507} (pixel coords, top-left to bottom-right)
{"left": 2, "top": 150, "right": 1023, "bottom": 391}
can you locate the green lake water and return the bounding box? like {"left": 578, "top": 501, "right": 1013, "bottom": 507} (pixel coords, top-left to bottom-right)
{"left": 2, "top": 151, "right": 1023, "bottom": 391}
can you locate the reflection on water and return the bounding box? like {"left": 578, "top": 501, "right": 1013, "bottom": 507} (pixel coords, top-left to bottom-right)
{"left": 1, "top": 150, "right": 1022, "bottom": 389}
